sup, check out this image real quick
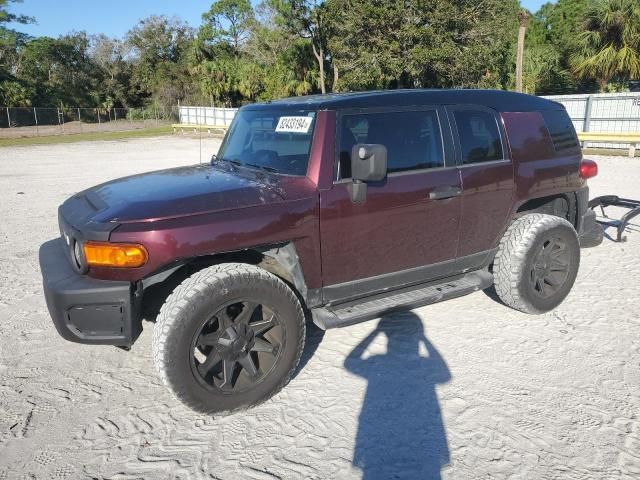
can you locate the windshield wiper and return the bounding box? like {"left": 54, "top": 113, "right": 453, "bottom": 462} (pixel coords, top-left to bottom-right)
{"left": 244, "top": 162, "right": 278, "bottom": 174}
{"left": 215, "top": 157, "right": 243, "bottom": 171}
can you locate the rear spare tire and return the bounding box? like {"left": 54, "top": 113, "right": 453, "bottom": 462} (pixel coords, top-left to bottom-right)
{"left": 152, "top": 263, "right": 305, "bottom": 414}
{"left": 493, "top": 213, "right": 580, "bottom": 314}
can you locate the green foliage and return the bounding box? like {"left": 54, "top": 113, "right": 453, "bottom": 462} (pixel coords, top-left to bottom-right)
{"left": 90, "top": 35, "right": 135, "bottom": 107}
{"left": 537, "top": 0, "right": 590, "bottom": 51}
{"left": 0, "top": 79, "right": 32, "bottom": 105}
{"left": 266, "top": 0, "right": 330, "bottom": 93}
{"left": 126, "top": 16, "right": 196, "bottom": 106}
{"left": 520, "top": 12, "right": 568, "bottom": 94}
{"left": 201, "top": 0, "right": 254, "bottom": 50}
{"left": 571, "top": 0, "right": 640, "bottom": 89}
{"left": 2, "top": 0, "right": 640, "bottom": 108}
{"left": 17, "top": 34, "right": 100, "bottom": 106}
{"left": 0, "top": 0, "right": 34, "bottom": 105}
{"left": 527, "top": 0, "right": 601, "bottom": 94}
{"left": 0, "top": 0, "right": 34, "bottom": 26}
{"left": 327, "top": 0, "right": 520, "bottom": 91}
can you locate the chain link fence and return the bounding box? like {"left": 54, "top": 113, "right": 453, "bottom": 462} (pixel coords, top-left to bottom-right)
{"left": 0, "top": 106, "right": 178, "bottom": 139}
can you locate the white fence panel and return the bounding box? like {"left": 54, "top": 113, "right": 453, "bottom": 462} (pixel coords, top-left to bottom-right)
{"left": 178, "top": 106, "right": 238, "bottom": 127}
{"left": 176, "top": 96, "right": 640, "bottom": 150}
{"left": 544, "top": 93, "right": 640, "bottom": 149}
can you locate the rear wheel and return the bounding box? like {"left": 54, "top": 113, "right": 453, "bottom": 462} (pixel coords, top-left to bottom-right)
{"left": 152, "top": 263, "right": 305, "bottom": 414}
{"left": 493, "top": 213, "right": 580, "bottom": 314}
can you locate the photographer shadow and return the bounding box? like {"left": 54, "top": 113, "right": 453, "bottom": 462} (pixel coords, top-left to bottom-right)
{"left": 345, "top": 313, "right": 451, "bottom": 480}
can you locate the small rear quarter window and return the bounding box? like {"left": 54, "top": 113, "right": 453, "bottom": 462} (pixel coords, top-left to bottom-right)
{"left": 542, "top": 110, "right": 580, "bottom": 153}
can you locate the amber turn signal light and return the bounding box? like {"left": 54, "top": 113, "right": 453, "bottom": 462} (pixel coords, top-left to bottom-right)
{"left": 83, "top": 242, "right": 148, "bottom": 268}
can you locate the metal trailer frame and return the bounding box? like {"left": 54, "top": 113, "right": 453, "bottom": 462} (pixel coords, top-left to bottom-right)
{"left": 588, "top": 195, "right": 640, "bottom": 242}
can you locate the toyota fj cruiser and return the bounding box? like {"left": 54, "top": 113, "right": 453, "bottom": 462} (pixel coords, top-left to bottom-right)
{"left": 39, "top": 89, "right": 603, "bottom": 413}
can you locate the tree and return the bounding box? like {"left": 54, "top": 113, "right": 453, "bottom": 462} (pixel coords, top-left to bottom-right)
{"left": 201, "top": 0, "right": 254, "bottom": 51}
{"left": 268, "top": 0, "right": 330, "bottom": 94}
{"left": 326, "top": 0, "right": 520, "bottom": 92}
{"left": 533, "top": 0, "right": 595, "bottom": 93}
{"left": 538, "top": 0, "right": 589, "bottom": 50}
{"left": 515, "top": 11, "right": 530, "bottom": 92}
{"left": 519, "top": 11, "right": 562, "bottom": 94}
{"left": 572, "top": 0, "right": 640, "bottom": 90}
{"left": 89, "top": 34, "right": 135, "bottom": 106}
{"left": 127, "top": 16, "right": 196, "bottom": 105}
{"left": 16, "top": 33, "right": 98, "bottom": 106}
{"left": 0, "top": 0, "right": 34, "bottom": 105}
{"left": 0, "top": 0, "right": 33, "bottom": 57}
{"left": 246, "top": 3, "right": 317, "bottom": 98}
{"left": 194, "top": 1, "right": 255, "bottom": 106}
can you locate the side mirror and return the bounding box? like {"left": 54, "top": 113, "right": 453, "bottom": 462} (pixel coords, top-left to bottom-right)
{"left": 351, "top": 144, "right": 387, "bottom": 182}
{"left": 349, "top": 144, "right": 387, "bottom": 203}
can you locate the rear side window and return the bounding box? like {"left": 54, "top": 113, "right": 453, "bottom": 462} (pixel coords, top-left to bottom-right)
{"left": 339, "top": 109, "right": 444, "bottom": 177}
{"left": 542, "top": 110, "right": 580, "bottom": 153}
{"left": 453, "top": 110, "right": 504, "bottom": 164}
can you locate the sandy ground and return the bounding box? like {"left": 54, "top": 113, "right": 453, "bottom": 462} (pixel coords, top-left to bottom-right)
{"left": 0, "top": 137, "right": 639, "bottom": 480}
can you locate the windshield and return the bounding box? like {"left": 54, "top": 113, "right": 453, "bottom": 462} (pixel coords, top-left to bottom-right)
{"left": 216, "top": 108, "right": 317, "bottom": 176}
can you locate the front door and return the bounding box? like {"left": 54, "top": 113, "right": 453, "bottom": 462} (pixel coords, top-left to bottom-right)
{"left": 319, "top": 107, "right": 462, "bottom": 303}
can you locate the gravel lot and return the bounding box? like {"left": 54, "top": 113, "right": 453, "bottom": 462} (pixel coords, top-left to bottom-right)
{"left": 0, "top": 137, "right": 639, "bottom": 480}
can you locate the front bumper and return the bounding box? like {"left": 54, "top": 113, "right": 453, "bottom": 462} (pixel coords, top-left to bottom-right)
{"left": 39, "top": 238, "right": 142, "bottom": 346}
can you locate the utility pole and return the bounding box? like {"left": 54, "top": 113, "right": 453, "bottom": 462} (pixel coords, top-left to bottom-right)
{"left": 516, "top": 11, "right": 529, "bottom": 93}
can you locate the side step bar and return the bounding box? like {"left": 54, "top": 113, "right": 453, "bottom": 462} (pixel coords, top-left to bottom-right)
{"left": 311, "top": 270, "right": 493, "bottom": 330}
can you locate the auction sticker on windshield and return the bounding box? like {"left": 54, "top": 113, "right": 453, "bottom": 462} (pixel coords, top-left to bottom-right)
{"left": 275, "top": 116, "right": 313, "bottom": 133}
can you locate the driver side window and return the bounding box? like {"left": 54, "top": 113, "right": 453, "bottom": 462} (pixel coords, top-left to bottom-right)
{"left": 338, "top": 109, "right": 445, "bottom": 179}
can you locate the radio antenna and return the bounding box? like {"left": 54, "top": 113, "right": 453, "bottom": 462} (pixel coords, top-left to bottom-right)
{"left": 199, "top": 120, "right": 203, "bottom": 164}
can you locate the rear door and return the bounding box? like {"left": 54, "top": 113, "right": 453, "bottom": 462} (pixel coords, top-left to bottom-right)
{"left": 319, "top": 106, "right": 463, "bottom": 303}
{"left": 447, "top": 105, "right": 514, "bottom": 267}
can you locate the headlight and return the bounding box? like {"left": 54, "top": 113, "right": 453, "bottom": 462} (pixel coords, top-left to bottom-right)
{"left": 73, "top": 240, "right": 84, "bottom": 269}
{"left": 83, "top": 242, "right": 148, "bottom": 268}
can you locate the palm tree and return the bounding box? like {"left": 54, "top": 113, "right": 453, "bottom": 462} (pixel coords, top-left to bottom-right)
{"left": 572, "top": 0, "right": 640, "bottom": 90}
{"left": 515, "top": 10, "right": 530, "bottom": 93}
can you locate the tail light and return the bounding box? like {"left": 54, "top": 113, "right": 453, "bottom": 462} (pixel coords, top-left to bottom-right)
{"left": 580, "top": 159, "right": 598, "bottom": 179}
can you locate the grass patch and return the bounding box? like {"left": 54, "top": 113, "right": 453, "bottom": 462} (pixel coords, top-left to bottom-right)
{"left": 0, "top": 126, "right": 173, "bottom": 147}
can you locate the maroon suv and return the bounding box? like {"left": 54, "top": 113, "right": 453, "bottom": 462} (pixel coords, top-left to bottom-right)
{"left": 39, "top": 89, "right": 603, "bottom": 413}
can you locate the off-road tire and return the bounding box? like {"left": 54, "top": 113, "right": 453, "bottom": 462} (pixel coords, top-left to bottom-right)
{"left": 152, "top": 263, "right": 306, "bottom": 414}
{"left": 493, "top": 213, "right": 580, "bottom": 314}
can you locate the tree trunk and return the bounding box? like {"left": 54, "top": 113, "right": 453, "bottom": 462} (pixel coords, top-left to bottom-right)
{"left": 598, "top": 78, "right": 609, "bottom": 92}
{"left": 515, "top": 11, "right": 529, "bottom": 93}
{"left": 312, "top": 43, "right": 326, "bottom": 94}
{"left": 333, "top": 63, "right": 339, "bottom": 92}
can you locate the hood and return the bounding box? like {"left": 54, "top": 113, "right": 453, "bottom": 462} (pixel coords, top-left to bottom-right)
{"left": 62, "top": 164, "right": 290, "bottom": 227}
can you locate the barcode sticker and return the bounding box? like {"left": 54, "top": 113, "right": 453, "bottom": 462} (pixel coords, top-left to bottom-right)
{"left": 275, "top": 116, "right": 313, "bottom": 133}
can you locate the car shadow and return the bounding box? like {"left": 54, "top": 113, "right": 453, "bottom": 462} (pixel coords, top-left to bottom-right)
{"left": 294, "top": 315, "right": 325, "bottom": 376}
{"left": 344, "top": 313, "right": 451, "bottom": 480}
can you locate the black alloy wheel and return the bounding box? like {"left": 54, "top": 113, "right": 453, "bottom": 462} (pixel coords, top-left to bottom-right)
{"left": 153, "top": 263, "right": 306, "bottom": 414}
{"left": 493, "top": 214, "right": 580, "bottom": 314}
{"left": 529, "top": 236, "right": 572, "bottom": 298}
{"left": 190, "top": 301, "right": 284, "bottom": 394}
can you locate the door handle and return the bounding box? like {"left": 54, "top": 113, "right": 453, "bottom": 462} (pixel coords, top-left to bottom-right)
{"left": 429, "top": 186, "right": 462, "bottom": 200}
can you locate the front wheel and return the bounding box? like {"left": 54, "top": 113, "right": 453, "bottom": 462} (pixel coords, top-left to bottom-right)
{"left": 152, "top": 263, "right": 306, "bottom": 414}
{"left": 493, "top": 213, "right": 580, "bottom": 314}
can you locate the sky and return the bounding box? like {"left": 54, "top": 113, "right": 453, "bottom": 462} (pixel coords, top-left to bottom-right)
{"left": 8, "top": 0, "right": 551, "bottom": 39}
